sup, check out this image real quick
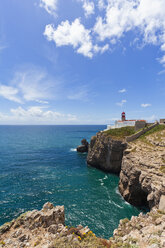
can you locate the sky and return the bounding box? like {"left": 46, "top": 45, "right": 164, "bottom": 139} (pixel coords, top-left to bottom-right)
{"left": 0, "top": 0, "right": 165, "bottom": 124}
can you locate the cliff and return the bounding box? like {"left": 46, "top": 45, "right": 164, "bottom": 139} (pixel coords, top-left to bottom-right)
{"left": 87, "top": 132, "right": 127, "bottom": 173}
{"left": 87, "top": 125, "right": 165, "bottom": 210}
{"left": 119, "top": 126, "right": 165, "bottom": 209}
{"left": 1, "top": 202, "right": 165, "bottom": 248}
{"left": 0, "top": 202, "right": 107, "bottom": 248}
{"left": 111, "top": 208, "right": 165, "bottom": 247}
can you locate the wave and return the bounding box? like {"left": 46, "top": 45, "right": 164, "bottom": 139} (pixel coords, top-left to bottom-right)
{"left": 70, "top": 148, "right": 77, "bottom": 152}
{"left": 112, "top": 201, "right": 124, "bottom": 209}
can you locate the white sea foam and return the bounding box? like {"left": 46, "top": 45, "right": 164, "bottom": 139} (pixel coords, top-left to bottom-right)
{"left": 113, "top": 201, "right": 123, "bottom": 209}
{"left": 103, "top": 175, "right": 108, "bottom": 180}
{"left": 70, "top": 148, "right": 77, "bottom": 152}
{"left": 115, "top": 187, "right": 131, "bottom": 206}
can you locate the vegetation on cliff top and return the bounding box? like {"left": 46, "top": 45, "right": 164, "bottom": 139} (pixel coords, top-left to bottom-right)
{"left": 139, "top": 124, "right": 165, "bottom": 138}
{"left": 104, "top": 126, "right": 135, "bottom": 140}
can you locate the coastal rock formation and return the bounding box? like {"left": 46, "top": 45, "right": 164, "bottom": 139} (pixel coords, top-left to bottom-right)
{"left": 0, "top": 203, "right": 105, "bottom": 248}
{"left": 1, "top": 202, "right": 165, "bottom": 248}
{"left": 119, "top": 129, "right": 165, "bottom": 209}
{"left": 77, "top": 139, "right": 89, "bottom": 153}
{"left": 111, "top": 209, "right": 165, "bottom": 248}
{"left": 87, "top": 132, "right": 127, "bottom": 173}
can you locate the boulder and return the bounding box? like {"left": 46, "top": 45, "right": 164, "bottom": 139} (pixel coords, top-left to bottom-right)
{"left": 77, "top": 139, "right": 89, "bottom": 153}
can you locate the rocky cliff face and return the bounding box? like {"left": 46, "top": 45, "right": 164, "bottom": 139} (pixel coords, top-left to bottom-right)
{"left": 0, "top": 203, "right": 106, "bottom": 248}
{"left": 111, "top": 208, "right": 165, "bottom": 248}
{"left": 87, "top": 132, "right": 127, "bottom": 173}
{"left": 119, "top": 130, "right": 165, "bottom": 209}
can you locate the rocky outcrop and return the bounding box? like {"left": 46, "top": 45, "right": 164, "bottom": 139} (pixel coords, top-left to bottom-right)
{"left": 0, "top": 203, "right": 105, "bottom": 248}
{"left": 87, "top": 132, "right": 127, "bottom": 173}
{"left": 1, "top": 202, "right": 165, "bottom": 248}
{"left": 111, "top": 209, "right": 165, "bottom": 248}
{"left": 119, "top": 129, "right": 165, "bottom": 209}
{"left": 77, "top": 139, "right": 89, "bottom": 153}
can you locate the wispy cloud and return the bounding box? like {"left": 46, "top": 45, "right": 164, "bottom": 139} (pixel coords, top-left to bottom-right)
{"left": 35, "top": 100, "right": 49, "bottom": 104}
{"left": 67, "top": 86, "right": 89, "bottom": 101}
{"left": 118, "top": 88, "right": 126, "bottom": 93}
{"left": 141, "top": 103, "right": 151, "bottom": 108}
{"left": 0, "top": 85, "right": 22, "bottom": 103}
{"left": 116, "top": 99, "right": 127, "bottom": 107}
{"left": 0, "top": 106, "right": 77, "bottom": 124}
{"left": 158, "top": 69, "right": 165, "bottom": 75}
{"left": 12, "top": 69, "right": 54, "bottom": 102}
{"left": 0, "top": 67, "right": 63, "bottom": 104}
{"left": 40, "top": 0, "right": 58, "bottom": 16}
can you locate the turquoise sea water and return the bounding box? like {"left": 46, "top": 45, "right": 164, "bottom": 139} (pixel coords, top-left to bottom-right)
{"left": 0, "top": 125, "right": 141, "bottom": 238}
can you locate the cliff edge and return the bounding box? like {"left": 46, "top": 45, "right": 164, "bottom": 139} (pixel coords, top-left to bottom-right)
{"left": 0, "top": 202, "right": 106, "bottom": 248}
{"left": 87, "top": 131, "right": 127, "bottom": 173}
{"left": 119, "top": 125, "right": 165, "bottom": 209}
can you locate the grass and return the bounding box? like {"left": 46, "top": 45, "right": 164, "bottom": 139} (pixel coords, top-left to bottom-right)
{"left": 104, "top": 126, "right": 136, "bottom": 140}
{"left": 136, "top": 124, "right": 165, "bottom": 146}
{"left": 140, "top": 124, "right": 165, "bottom": 139}
{"left": 49, "top": 235, "right": 107, "bottom": 248}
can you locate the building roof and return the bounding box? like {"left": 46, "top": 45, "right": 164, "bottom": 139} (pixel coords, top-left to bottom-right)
{"left": 117, "top": 120, "right": 146, "bottom": 123}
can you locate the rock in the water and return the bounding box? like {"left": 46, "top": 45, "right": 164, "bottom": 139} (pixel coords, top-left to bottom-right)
{"left": 77, "top": 139, "right": 89, "bottom": 153}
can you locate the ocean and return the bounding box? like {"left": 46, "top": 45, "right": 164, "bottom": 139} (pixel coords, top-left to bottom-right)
{"left": 0, "top": 125, "right": 141, "bottom": 238}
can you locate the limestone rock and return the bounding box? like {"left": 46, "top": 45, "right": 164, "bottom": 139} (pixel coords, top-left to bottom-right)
{"left": 159, "top": 195, "right": 165, "bottom": 212}
{"left": 119, "top": 129, "right": 165, "bottom": 209}
{"left": 87, "top": 132, "right": 127, "bottom": 173}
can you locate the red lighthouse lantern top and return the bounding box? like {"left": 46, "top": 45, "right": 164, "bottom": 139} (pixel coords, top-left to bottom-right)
{"left": 121, "top": 112, "right": 126, "bottom": 121}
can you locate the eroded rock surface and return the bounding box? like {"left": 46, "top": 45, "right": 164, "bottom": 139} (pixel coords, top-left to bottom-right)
{"left": 0, "top": 203, "right": 105, "bottom": 248}
{"left": 111, "top": 209, "right": 165, "bottom": 248}
{"left": 87, "top": 132, "right": 127, "bottom": 173}
{"left": 119, "top": 129, "right": 165, "bottom": 209}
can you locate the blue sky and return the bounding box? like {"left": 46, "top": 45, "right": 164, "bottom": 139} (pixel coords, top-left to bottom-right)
{"left": 0, "top": 0, "right": 165, "bottom": 124}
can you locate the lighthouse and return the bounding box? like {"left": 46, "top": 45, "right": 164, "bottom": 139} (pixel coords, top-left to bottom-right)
{"left": 121, "top": 112, "right": 126, "bottom": 122}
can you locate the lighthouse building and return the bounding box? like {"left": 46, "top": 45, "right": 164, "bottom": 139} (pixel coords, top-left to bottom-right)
{"left": 106, "top": 112, "right": 146, "bottom": 130}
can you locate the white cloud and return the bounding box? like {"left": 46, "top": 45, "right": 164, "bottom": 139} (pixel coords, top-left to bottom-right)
{"left": 82, "top": 1, "right": 95, "bottom": 17}
{"left": 93, "top": 44, "right": 109, "bottom": 54}
{"left": 13, "top": 69, "right": 54, "bottom": 102}
{"left": 35, "top": 100, "right": 49, "bottom": 104}
{"left": 93, "top": 0, "right": 165, "bottom": 63}
{"left": 116, "top": 99, "right": 127, "bottom": 106}
{"left": 98, "top": 0, "right": 106, "bottom": 10}
{"left": 68, "top": 88, "right": 88, "bottom": 101}
{"left": 0, "top": 106, "right": 77, "bottom": 124}
{"left": 44, "top": 19, "right": 110, "bottom": 57}
{"left": 118, "top": 88, "right": 126, "bottom": 93}
{"left": 141, "top": 103, "right": 151, "bottom": 108}
{"left": 40, "top": 0, "right": 58, "bottom": 16}
{"left": 44, "top": 19, "right": 93, "bottom": 58}
{"left": 0, "top": 67, "right": 62, "bottom": 104}
{"left": 42, "top": 0, "right": 165, "bottom": 63}
{"left": 0, "top": 85, "right": 22, "bottom": 103}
